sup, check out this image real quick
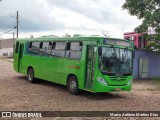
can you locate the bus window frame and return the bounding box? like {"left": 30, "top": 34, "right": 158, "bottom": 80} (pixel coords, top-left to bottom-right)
{"left": 15, "top": 41, "right": 19, "bottom": 53}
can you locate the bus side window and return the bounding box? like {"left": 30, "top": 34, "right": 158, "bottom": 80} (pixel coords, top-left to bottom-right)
{"left": 51, "top": 42, "right": 66, "bottom": 58}
{"left": 38, "top": 42, "right": 52, "bottom": 56}
{"left": 66, "top": 42, "right": 82, "bottom": 60}
{"left": 28, "top": 42, "right": 40, "bottom": 55}
{"left": 15, "top": 41, "right": 19, "bottom": 53}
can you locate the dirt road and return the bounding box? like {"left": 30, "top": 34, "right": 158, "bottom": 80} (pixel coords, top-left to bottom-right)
{"left": 0, "top": 58, "right": 160, "bottom": 119}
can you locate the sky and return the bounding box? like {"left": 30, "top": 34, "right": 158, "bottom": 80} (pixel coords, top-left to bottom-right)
{"left": 0, "top": 0, "right": 141, "bottom": 39}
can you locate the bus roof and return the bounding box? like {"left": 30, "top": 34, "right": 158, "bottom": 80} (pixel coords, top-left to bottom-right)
{"left": 16, "top": 36, "right": 129, "bottom": 42}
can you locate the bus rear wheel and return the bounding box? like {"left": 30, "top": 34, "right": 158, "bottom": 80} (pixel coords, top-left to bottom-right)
{"left": 27, "top": 68, "right": 36, "bottom": 83}
{"left": 67, "top": 76, "right": 79, "bottom": 95}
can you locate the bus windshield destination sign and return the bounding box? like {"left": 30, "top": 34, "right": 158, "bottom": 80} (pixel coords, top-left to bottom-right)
{"left": 103, "top": 39, "right": 132, "bottom": 48}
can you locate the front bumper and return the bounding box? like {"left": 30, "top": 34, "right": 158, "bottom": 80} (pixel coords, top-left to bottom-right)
{"left": 94, "top": 84, "right": 132, "bottom": 93}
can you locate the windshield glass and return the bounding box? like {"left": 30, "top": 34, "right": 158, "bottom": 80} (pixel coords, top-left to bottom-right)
{"left": 99, "top": 47, "right": 133, "bottom": 74}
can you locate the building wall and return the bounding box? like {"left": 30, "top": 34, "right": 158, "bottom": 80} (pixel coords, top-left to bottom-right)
{"left": 124, "top": 32, "right": 147, "bottom": 49}
{"left": 0, "top": 48, "right": 13, "bottom": 56}
{"left": 0, "top": 39, "right": 15, "bottom": 49}
{"left": 0, "top": 38, "right": 15, "bottom": 57}
{"left": 133, "top": 49, "right": 160, "bottom": 79}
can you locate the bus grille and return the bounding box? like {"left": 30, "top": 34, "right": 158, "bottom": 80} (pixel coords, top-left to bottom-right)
{"left": 109, "top": 76, "right": 128, "bottom": 82}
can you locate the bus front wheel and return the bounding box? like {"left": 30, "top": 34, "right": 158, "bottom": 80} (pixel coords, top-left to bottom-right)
{"left": 67, "top": 76, "right": 79, "bottom": 95}
{"left": 27, "top": 68, "right": 36, "bottom": 83}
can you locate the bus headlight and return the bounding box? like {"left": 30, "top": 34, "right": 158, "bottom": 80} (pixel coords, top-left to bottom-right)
{"left": 97, "top": 77, "right": 108, "bottom": 86}
{"left": 127, "top": 79, "right": 132, "bottom": 85}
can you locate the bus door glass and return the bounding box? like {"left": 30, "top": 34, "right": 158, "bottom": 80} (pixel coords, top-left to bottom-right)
{"left": 18, "top": 43, "right": 24, "bottom": 72}
{"left": 14, "top": 41, "right": 19, "bottom": 71}
{"left": 85, "top": 45, "right": 96, "bottom": 90}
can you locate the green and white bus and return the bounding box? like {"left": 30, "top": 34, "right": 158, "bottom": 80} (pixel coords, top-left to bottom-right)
{"left": 14, "top": 36, "right": 134, "bottom": 94}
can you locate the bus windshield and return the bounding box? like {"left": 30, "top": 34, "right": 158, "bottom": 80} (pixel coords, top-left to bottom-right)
{"left": 99, "top": 47, "right": 133, "bottom": 75}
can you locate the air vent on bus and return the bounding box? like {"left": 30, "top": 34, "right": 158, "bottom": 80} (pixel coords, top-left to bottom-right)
{"left": 109, "top": 76, "right": 128, "bottom": 82}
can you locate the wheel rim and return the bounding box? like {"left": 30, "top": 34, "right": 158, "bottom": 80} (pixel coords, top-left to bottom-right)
{"left": 28, "top": 70, "right": 33, "bottom": 81}
{"left": 70, "top": 80, "right": 77, "bottom": 90}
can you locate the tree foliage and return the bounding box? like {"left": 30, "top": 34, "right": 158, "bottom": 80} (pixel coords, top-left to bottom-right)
{"left": 122, "top": 0, "right": 160, "bottom": 52}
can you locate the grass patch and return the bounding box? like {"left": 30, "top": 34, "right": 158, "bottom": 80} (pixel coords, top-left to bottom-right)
{"left": 146, "top": 88, "right": 156, "bottom": 91}
{"left": 146, "top": 87, "right": 160, "bottom": 91}
{"left": 155, "top": 87, "right": 160, "bottom": 91}
{"left": 0, "top": 56, "right": 5, "bottom": 60}
{"left": 150, "top": 78, "right": 160, "bottom": 83}
{"left": 134, "top": 78, "right": 160, "bottom": 83}
{"left": 151, "top": 77, "right": 160, "bottom": 80}
{"left": 136, "top": 87, "right": 160, "bottom": 91}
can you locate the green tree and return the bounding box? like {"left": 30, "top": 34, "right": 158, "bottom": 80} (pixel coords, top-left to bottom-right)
{"left": 122, "top": 0, "right": 160, "bottom": 52}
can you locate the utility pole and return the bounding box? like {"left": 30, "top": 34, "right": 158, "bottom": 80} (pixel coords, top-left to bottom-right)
{"left": 16, "top": 11, "right": 19, "bottom": 38}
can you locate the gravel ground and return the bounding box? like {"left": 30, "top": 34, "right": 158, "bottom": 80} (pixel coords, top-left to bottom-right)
{"left": 0, "top": 58, "right": 160, "bottom": 120}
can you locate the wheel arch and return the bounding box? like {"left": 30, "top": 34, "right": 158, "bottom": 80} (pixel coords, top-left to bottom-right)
{"left": 66, "top": 73, "right": 78, "bottom": 85}
{"left": 27, "top": 66, "right": 33, "bottom": 73}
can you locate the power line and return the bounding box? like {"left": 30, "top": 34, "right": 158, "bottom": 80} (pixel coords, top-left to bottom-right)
{"left": 0, "top": 11, "right": 19, "bottom": 38}
{"left": 0, "top": 25, "right": 16, "bottom": 35}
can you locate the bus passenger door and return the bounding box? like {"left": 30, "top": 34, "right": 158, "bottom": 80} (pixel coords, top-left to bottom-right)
{"left": 85, "top": 45, "right": 96, "bottom": 90}
{"left": 18, "top": 43, "right": 24, "bottom": 72}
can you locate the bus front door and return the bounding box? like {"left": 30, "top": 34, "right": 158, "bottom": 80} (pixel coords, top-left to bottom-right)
{"left": 18, "top": 43, "right": 24, "bottom": 72}
{"left": 85, "top": 45, "right": 96, "bottom": 90}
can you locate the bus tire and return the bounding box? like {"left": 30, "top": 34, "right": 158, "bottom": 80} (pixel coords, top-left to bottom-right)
{"left": 67, "top": 76, "right": 79, "bottom": 95}
{"left": 27, "top": 68, "right": 36, "bottom": 83}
